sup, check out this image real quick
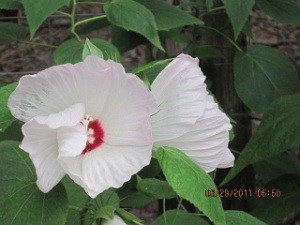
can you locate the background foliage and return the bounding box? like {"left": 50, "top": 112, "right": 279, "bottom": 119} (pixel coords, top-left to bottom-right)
{"left": 0, "top": 0, "right": 299, "bottom": 224}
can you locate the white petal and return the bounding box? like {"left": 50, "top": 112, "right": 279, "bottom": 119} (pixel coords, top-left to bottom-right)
{"left": 35, "top": 103, "right": 85, "bottom": 129}
{"left": 20, "top": 119, "right": 65, "bottom": 192}
{"left": 103, "top": 215, "right": 127, "bottom": 225}
{"left": 99, "top": 73, "right": 157, "bottom": 146}
{"left": 151, "top": 54, "right": 208, "bottom": 141}
{"left": 59, "top": 143, "right": 152, "bottom": 198}
{"left": 57, "top": 123, "right": 87, "bottom": 158}
{"left": 8, "top": 56, "right": 122, "bottom": 122}
{"left": 156, "top": 98, "right": 234, "bottom": 172}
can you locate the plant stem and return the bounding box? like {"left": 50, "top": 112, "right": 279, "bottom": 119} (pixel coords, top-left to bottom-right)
{"left": 163, "top": 197, "right": 168, "bottom": 225}
{"left": 19, "top": 40, "right": 57, "bottom": 48}
{"left": 68, "top": 205, "right": 83, "bottom": 211}
{"left": 73, "top": 15, "right": 107, "bottom": 30}
{"left": 70, "top": 0, "right": 82, "bottom": 42}
{"left": 200, "top": 6, "right": 225, "bottom": 17}
{"left": 56, "top": 10, "right": 72, "bottom": 18}
{"left": 199, "top": 25, "right": 243, "bottom": 52}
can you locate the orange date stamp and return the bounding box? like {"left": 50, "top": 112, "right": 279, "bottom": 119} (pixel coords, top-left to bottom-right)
{"left": 205, "top": 188, "right": 282, "bottom": 198}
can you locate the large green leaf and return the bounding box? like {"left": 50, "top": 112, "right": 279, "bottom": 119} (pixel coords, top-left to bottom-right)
{"left": 154, "top": 209, "right": 209, "bottom": 225}
{"left": 104, "top": 0, "right": 163, "bottom": 50}
{"left": 0, "top": 141, "right": 68, "bottom": 225}
{"left": 256, "top": 0, "right": 300, "bottom": 25}
{"left": 0, "top": 83, "right": 17, "bottom": 132}
{"left": 0, "top": 180, "right": 68, "bottom": 225}
{"left": 225, "top": 0, "right": 255, "bottom": 40}
{"left": 222, "top": 95, "right": 300, "bottom": 184}
{"left": 234, "top": 45, "right": 300, "bottom": 112}
{"left": 253, "top": 152, "right": 300, "bottom": 182}
{"left": 53, "top": 38, "right": 120, "bottom": 64}
{"left": 0, "top": 0, "right": 22, "bottom": 9}
{"left": 251, "top": 175, "right": 300, "bottom": 224}
{"left": 225, "top": 210, "right": 267, "bottom": 225}
{"left": 22, "top": 0, "right": 70, "bottom": 37}
{"left": 137, "top": 178, "right": 177, "bottom": 199}
{"left": 191, "top": 45, "right": 224, "bottom": 59}
{"left": 0, "top": 22, "right": 27, "bottom": 44}
{"left": 136, "top": 0, "right": 203, "bottom": 30}
{"left": 154, "top": 147, "right": 226, "bottom": 225}
{"left": 0, "top": 141, "right": 33, "bottom": 197}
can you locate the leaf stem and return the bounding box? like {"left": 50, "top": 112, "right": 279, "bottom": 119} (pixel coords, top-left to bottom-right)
{"left": 199, "top": 25, "right": 242, "bottom": 52}
{"left": 69, "top": 205, "right": 83, "bottom": 211}
{"left": 73, "top": 15, "right": 107, "bottom": 30}
{"left": 19, "top": 40, "right": 57, "bottom": 48}
{"left": 163, "top": 197, "right": 168, "bottom": 225}
{"left": 200, "top": 6, "right": 225, "bottom": 17}
{"left": 56, "top": 10, "right": 72, "bottom": 18}
{"left": 70, "top": 0, "right": 82, "bottom": 42}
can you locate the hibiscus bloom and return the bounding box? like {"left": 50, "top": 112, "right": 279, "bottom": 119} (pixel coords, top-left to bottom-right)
{"left": 151, "top": 54, "right": 234, "bottom": 172}
{"left": 8, "top": 56, "right": 157, "bottom": 198}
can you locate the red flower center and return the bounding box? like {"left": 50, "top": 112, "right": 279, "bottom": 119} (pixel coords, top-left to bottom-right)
{"left": 81, "top": 117, "right": 104, "bottom": 155}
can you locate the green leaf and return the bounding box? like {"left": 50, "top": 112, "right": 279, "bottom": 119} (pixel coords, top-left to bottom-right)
{"left": 0, "top": 121, "right": 22, "bottom": 142}
{"left": 95, "top": 206, "right": 117, "bottom": 220}
{"left": 0, "top": 141, "right": 34, "bottom": 198}
{"left": 0, "top": 141, "right": 68, "bottom": 225}
{"left": 225, "top": 210, "right": 267, "bottom": 225}
{"left": 0, "top": 0, "right": 22, "bottom": 10}
{"left": 234, "top": 45, "right": 300, "bottom": 112}
{"left": 241, "top": 20, "right": 253, "bottom": 39}
{"left": 256, "top": 0, "right": 300, "bottom": 25}
{"left": 82, "top": 38, "right": 104, "bottom": 60}
{"left": 93, "top": 188, "right": 120, "bottom": 208}
{"left": 154, "top": 209, "right": 210, "bottom": 225}
{"left": 136, "top": 0, "right": 203, "bottom": 30}
{"left": 132, "top": 58, "right": 172, "bottom": 75}
{"left": 137, "top": 178, "right": 177, "bottom": 199}
{"left": 62, "top": 177, "right": 88, "bottom": 225}
{"left": 75, "top": 17, "right": 110, "bottom": 35}
{"left": 22, "top": 0, "right": 70, "bottom": 37}
{"left": 53, "top": 38, "right": 120, "bottom": 64}
{"left": 111, "top": 26, "right": 147, "bottom": 53}
{"left": 154, "top": 147, "right": 226, "bottom": 225}
{"left": 0, "top": 179, "right": 68, "bottom": 225}
{"left": 191, "top": 45, "right": 224, "bottom": 59}
{"left": 253, "top": 152, "right": 300, "bottom": 182}
{"left": 120, "top": 191, "right": 155, "bottom": 208}
{"left": 225, "top": 0, "right": 255, "bottom": 40}
{"left": 222, "top": 95, "right": 300, "bottom": 185}
{"left": 251, "top": 175, "right": 300, "bottom": 224}
{"left": 0, "top": 22, "right": 27, "bottom": 44}
{"left": 0, "top": 83, "right": 17, "bottom": 132}
{"left": 116, "top": 208, "right": 143, "bottom": 225}
{"left": 104, "top": 0, "right": 163, "bottom": 50}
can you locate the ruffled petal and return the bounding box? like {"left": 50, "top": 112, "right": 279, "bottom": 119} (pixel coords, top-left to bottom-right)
{"left": 151, "top": 54, "right": 208, "bottom": 141}
{"left": 59, "top": 143, "right": 152, "bottom": 198}
{"left": 35, "top": 103, "right": 85, "bottom": 129}
{"left": 103, "top": 215, "right": 127, "bottom": 225}
{"left": 8, "top": 56, "right": 124, "bottom": 122}
{"left": 20, "top": 119, "right": 65, "bottom": 192}
{"left": 156, "top": 97, "right": 234, "bottom": 172}
{"left": 57, "top": 123, "right": 87, "bottom": 158}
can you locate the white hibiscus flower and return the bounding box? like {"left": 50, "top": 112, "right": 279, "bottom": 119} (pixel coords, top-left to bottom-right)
{"left": 8, "top": 56, "right": 157, "bottom": 198}
{"left": 151, "top": 54, "right": 235, "bottom": 172}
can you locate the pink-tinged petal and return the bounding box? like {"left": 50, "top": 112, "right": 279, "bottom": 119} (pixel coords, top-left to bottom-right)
{"left": 8, "top": 56, "right": 122, "bottom": 122}
{"left": 35, "top": 103, "right": 85, "bottom": 129}
{"left": 156, "top": 97, "right": 234, "bottom": 172}
{"left": 103, "top": 215, "right": 127, "bottom": 225}
{"left": 151, "top": 54, "right": 208, "bottom": 141}
{"left": 20, "top": 120, "right": 65, "bottom": 192}
{"left": 99, "top": 73, "right": 157, "bottom": 146}
{"left": 59, "top": 143, "right": 152, "bottom": 198}
{"left": 57, "top": 123, "right": 87, "bottom": 158}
